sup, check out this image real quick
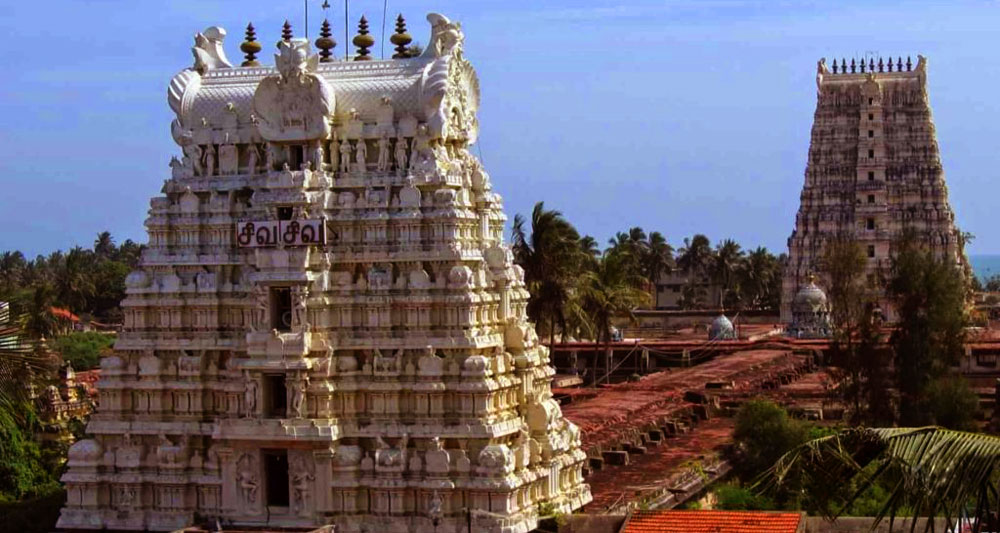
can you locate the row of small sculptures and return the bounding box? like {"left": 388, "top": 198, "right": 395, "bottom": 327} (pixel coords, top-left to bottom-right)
{"left": 171, "top": 127, "right": 448, "bottom": 180}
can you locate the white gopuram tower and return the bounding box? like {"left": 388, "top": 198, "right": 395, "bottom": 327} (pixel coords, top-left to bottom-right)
{"left": 58, "top": 13, "right": 590, "bottom": 532}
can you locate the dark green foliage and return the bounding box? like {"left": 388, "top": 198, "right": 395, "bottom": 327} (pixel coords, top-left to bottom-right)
{"left": 731, "top": 399, "right": 809, "bottom": 482}
{"left": 763, "top": 427, "right": 1000, "bottom": 528}
{"left": 888, "top": 232, "right": 968, "bottom": 426}
{"left": 54, "top": 331, "right": 115, "bottom": 371}
{"left": 984, "top": 274, "right": 1000, "bottom": 292}
{"left": 675, "top": 234, "right": 783, "bottom": 311}
{"left": 924, "top": 375, "right": 979, "bottom": 431}
{"left": 714, "top": 483, "right": 775, "bottom": 510}
{"left": 0, "top": 489, "right": 66, "bottom": 533}
{"left": 0, "top": 232, "right": 144, "bottom": 324}
{"left": 0, "top": 405, "right": 60, "bottom": 502}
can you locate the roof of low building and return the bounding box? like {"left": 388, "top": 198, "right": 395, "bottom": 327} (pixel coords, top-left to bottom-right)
{"left": 621, "top": 510, "right": 803, "bottom": 533}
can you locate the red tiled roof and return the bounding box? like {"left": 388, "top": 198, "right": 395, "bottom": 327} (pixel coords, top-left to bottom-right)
{"left": 621, "top": 510, "right": 803, "bottom": 533}
{"left": 51, "top": 307, "right": 80, "bottom": 322}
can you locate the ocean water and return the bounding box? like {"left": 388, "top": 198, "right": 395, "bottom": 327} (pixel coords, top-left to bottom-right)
{"left": 970, "top": 255, "right": 1000, "bottom": 281}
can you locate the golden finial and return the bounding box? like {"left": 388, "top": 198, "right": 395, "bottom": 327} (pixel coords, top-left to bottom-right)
{"left": 390, "top": 14, "right": 413, "bottom": 59}
{"left": 353, "top": 15, "right": 374, "bottom": 61}
{"left": 240, "top": 23, "right": 262, "bottom": 67}
{"left": 316, "top": 19, "right": 336, "bottom": 62}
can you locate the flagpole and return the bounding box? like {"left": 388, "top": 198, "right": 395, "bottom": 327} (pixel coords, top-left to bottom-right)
{"left": 381, "top": 0, "right": 388, "bottom": 59}
{"left": 344, "top": 0, "right": 349, "bottom": 59}
{"left": 305, "top": 0, "right": 309, "bottom": 39}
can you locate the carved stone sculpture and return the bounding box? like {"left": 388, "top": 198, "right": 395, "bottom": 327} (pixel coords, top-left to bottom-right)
{"left": 355, "top": 139, "right": 368, "bottom": 174}
{"left": 289, "top": 375, "right": 307, "bottom": 418}
{"left": 338, "top": 139, "right": 352, "bottom": 174}
{"left": 243, "top": 371, "right": 258, "bottom": 418}
{"left": 377, "top": 132, "right": 391, "bottom": 172}
{"left": 236, "top": 453, "right": 258, "bottom": 511}
{"left": 246, "top": 143, "right": 261, "bottom": 175}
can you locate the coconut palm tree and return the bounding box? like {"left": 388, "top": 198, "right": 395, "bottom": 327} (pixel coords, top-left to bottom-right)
{"left": 677, "top": 234, "right": 713, "bottom": 276}
{"left": 0, "top": 302, "right": 55, "bottom": 409}
{"left": 761, "top": 426, "right": 1000, "bottom": 532}
{"left": 641, "top": 231, "right": 674, "bottom": 302}
{"left": 93, "top": 231, "right": 116, "bottom": 259}
{"left": 739, "top": 246, "right": 779, "bottom": 310}
{"left": 54, "top": 246, "right": 96, "bottom": 314}
{"left": 512, "top": 202, "right": 583, "bottom": 345}
{"left": 711, "top": 239, "right": 744, "bottom": 308}
{"left": 578, "top": 251, "right": 649, "bottom": 384}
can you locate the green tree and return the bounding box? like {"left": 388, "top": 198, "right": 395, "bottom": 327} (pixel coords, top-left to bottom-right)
{"left": 730, "top": 399, "right": 809, "bottom": 483}
{"left": 677, "top": 234, "right": 714, "bottom": 310}
{"left": 54, "top": 332, "right": 116, "bottom": 371}
{"left": 641, "top": 231, "right": 674, "bottom": 301}
{"left": 888, "top": 232, "right": 968, "bottom": 426}
{"left": 512, "top": 202, "right": 584, "bottom": 345}
{"left": 92, "top": 231, "right": 115, "bottom": 260}
{"left": 710, "top": 239, "right": 744, "bottom": 308}
{"left": 819, "top": 236, "right": 890, "bottom": 425}
{"left": 578, "top": 251, "right": 649, "bottom": 384}
{"left": 738, "top": 247, "right": 780, "bottom": 311}
{"left": 924, "top": 375, "right": 979, "bottom": 431}
{"left": 714, "top": 483, "right": 775, "bottom": 511}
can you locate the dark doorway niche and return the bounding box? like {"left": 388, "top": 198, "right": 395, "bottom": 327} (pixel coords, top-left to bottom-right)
{"left": 263, "top": 449, "right": 289, "bottom": 507}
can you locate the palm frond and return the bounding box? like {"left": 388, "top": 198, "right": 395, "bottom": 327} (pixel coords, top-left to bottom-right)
{"left": 758, "top": 426, "right": 1000, "bottom": 532}
{"left": 0, "top": 309, "right": 57, "bottom": 409}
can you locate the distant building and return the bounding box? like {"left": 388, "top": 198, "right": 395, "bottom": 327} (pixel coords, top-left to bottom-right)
{"left": 654, "top": 270, "right": 721, "bottom": 309}
{"left": 782, "top": 56, "right": 967, "bottom": 323}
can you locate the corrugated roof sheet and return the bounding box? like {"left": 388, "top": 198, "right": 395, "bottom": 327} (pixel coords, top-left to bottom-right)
{"left": 621, "top": 510, "right": 802, "bottom": 533}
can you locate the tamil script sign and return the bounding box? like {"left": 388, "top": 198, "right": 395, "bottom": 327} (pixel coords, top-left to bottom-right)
{"left": 236, "top": 219, "right": 327, "bottom": 248}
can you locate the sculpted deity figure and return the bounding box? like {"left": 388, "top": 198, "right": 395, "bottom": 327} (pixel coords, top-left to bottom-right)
{"left": 292, "top": 285, "right": 309, "bottom": 329}
{"left": 246, "top": 143, "right": 261, "bottom": 175}
{"left": 118, "top": 486, "right": 136, "bottom": 510}
{"left": 429, "top": 491, "right": 443, "bottom": 522}
{"left": 243, "top": 371, "right": 258, "bottom": 418}
{"left": 394, "top": 135, "right": 408, "bottom": 174}
{"left": 291, "top": 456, "right": 315, "bottom": 515}
{"left": 219, "top": 142, "right": 238, "bottom": 175}
{"left": 329, "top": 135, "right": 339, "bottom": 174}
{"left": 184, "top": 144, "right": 204, "bottom": 176}
{"left": 339, "top": 139, "right": 352, "bottom": 174}
{"left": 377, "top": 132, "right": 391, "bottom": 172}
{"left": 237, "top": 453, "right": 258, "bottom": 508}
{"left": 289, "top": 376, "right": 307, "bottom": 418}
{"left": 312, "top": 142, "right": 325, "bottom": 172}
{"left": 203, "top": 144, "right": 216, "bottom": 177}
{"left": 355, "top": 139, "right": 368, "bottom": 174}
{"left": 253, "top": 284, "right": 268, "bottom": 331}
{"left": 266, "top": 143, "right": 282, "bottom": 172}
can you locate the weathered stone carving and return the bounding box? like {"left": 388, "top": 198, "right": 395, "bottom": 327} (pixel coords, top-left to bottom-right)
{"left": 253, "top": 39, "right": 334, "bottom": 142}
{"left": 236, "top": 453, "right": 259, "bottom": 513}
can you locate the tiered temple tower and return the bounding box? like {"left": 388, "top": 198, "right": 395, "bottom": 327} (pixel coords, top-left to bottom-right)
{"left": 782, "top": 56, "right": 966, "bottom": 322}
{"left": 58, "top": 13, "right": 590, "bottom": 532}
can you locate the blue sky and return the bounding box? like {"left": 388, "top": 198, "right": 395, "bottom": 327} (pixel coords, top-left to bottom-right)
{"left": 2, "top": 1, "right": 999, "bottom": 258}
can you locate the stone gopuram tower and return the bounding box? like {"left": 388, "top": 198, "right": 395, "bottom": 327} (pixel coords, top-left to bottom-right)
{"left": 58, "top": 13, "right": 590, "bottom": 533}
{"left": 782, "top": 56, "right": 966, "bottom": 323}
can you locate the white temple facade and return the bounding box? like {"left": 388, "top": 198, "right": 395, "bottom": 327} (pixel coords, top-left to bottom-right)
{"left": 58, "top": 13, "right": 590, "bottom": 532}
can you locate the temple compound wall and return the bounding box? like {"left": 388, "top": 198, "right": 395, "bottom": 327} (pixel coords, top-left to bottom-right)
{"left": 782, "top": 56, "right": 967, "bottom": 323}
{"left": 58, "top": 13, "right": 590, "bottom": 533}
